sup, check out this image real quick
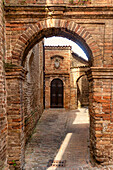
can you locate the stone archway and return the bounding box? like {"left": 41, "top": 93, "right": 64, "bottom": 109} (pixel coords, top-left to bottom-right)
{"left": 76, "top": 74, "right": 89, "bottom": 108}
{"left": 6, "top": 18, "right": 113, "bottom": 168}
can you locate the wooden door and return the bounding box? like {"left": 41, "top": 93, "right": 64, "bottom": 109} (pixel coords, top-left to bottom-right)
{"left": 51, "top": 79, "right": 63, "bottom": 108}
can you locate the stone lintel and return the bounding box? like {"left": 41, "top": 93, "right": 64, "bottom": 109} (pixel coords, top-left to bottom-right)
{"left": 86, "top": 67, "right": 113, "bottom": 80}
{"left": 5, "top": 66, "right": 27, "bottom": 80}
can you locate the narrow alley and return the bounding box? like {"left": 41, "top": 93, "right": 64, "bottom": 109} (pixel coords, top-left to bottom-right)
{"left": 24, "top": 108, "right": 89, "bottom": 169}
{"left": 24, "top": 108, "right": 112, "bottom": 170}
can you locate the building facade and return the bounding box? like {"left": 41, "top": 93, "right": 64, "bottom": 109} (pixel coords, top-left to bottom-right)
{"left": 45, "top": 46, "right": 89, "bottom": 110}
{"left": 0, "top": 0, "right": 113, "bottom": 168}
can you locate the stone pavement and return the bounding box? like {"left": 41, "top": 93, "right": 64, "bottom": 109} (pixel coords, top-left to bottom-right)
{"left": 24, "top": 108, "right": 113, "bottom": 170}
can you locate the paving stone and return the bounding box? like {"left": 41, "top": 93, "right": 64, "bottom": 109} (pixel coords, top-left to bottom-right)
{"left": 24, "top": 108, "right": 113, "bottom": 169}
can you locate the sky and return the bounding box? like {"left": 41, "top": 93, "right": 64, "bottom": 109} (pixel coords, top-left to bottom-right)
{"left": 44, "top": 37, "right": 88, "bottom": 60}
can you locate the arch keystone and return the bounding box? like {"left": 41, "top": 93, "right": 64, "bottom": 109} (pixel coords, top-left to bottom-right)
{"left": 46, "top": 18, "right": 54, "bottom": 28}
{"left": 54, "top": 19, "right": 60, "bottom": 28}
{"left": 67, "top": 21, "right": 75, "bottom": 31}
{"left": 59, "top": 19, "right": 66, "bottom": 28}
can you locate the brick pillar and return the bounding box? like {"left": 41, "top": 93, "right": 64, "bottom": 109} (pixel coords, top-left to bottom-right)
{"left": 5, "top": 66, "right": 26, "bottom": 169}
{"left": 87, "top": 67, "right": 113, "bottom": 165}
{"left": 0, "top": 0, "right": 7, "bottom": 169}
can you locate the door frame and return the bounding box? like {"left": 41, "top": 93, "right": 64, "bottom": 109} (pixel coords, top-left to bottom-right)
{"left": 50, "top": 78, "right": 64, "bottom": 108}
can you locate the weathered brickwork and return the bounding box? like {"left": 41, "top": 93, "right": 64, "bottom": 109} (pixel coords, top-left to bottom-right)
{"left": 5, "top": 18, "right": 102, "bottom": 67}
{"left": 5, "top": 66, "right": 26, "bottom": 169}
{"left": 0, "top": 0, "right": 112, "bottom": 168}
{"left": 24, "top": 41, "right": 44, "bottom": 143}
{"left": 45, "top": 46, "right": 89, "bottom": 109}
{"left": 4, "top": 0, "right": 112, "bottom": 5}
{"left": 70, "top": 53, "right": 89, "bottom": 108}
{"left": 0, "top": 1, "right": 7, "bottom": 169}
{"left": 71, "top": 68, "right": 89, "bottom": 108}
{"left": 87, "top": 68, "right": 113, "bottom": 166}
{"left": 5, "top": 42, "right": 44, "bottom": 169}
{"left": 45, "top": 46, "right": 71, "bottom": 109}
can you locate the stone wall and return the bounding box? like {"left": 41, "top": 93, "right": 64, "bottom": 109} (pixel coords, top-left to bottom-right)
{"left": 24, "top": 41, "right": 44, "bottom": 142}
{"left": 0, "top": 0, "right": 7, "bottom": 169}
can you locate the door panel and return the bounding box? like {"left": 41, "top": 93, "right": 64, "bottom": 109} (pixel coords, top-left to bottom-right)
{"left": 51, "top": 79, "right": 63, "bottom": 108}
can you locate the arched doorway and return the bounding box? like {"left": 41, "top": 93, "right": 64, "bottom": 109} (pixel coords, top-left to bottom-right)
{"left": 6, "top": 18, "right": 106, "bottom": 168}
{"left": 51, "top": 78, "right": 63, "bottom": 108}
{"left": 76, "top": 74, "right": 89, "bottom": 108}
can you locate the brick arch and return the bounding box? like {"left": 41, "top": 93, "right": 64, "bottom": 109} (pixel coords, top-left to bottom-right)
{"left": 12, "top": 18, "right": 102, "bottom": 66}
{"left": 49, "top": 76, "right": 65, "bottom": 87}
{"left": 50, "top": 77, "right": 64, "bottom": 86}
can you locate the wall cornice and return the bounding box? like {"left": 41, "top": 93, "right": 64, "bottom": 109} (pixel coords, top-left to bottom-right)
{"left": 5, "top": 66, "right": 26, "bottom": 80}
{"left": 4, "top": 5, "right": 113, "bottom": 19}
{"left": 45, "top": 46, "right": 71, "bottom": 50}
{"left": 86, "top": 67, "right": 113, "bottom": 80}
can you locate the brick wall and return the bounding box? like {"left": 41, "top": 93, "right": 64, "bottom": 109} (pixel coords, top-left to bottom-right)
{"left": 3, "top": 0, "right": 113, "bottom": 168}
{"left": 45, "top": 46, "right": 71, "bottom": 109}
{"left": 4, "top": 19, "right": 106, "bottom": 68}
{"left": 6, "top": 66, "right": 26, "bottom": 169}
{"left": 24, "top": 41, "right": 44, "bottom": 142}
{"left": 4, "top": 0, "right": 112, "bottom": 5}
{"left": 0, "top": 0, "right": 7, "bottom": 169}
{"left": 80, "top": 74, "right": 89, "bottom": 106}
{"left": 70, "top": 53, "right": 89, "bottom": 109}
{"left": 5, "top": 41, "right": 44, "bottom": 169}
{"left": 45, "top": 46, "right": 89, "bottom": 109}
{"left": 45, "top": 46, "right": 71, "bottom": 75}
{"left": 70, "top": 67, "right": 89, "bottom": 109}
{"left": 87, "top": 68, "right": 113, "bottom": 165}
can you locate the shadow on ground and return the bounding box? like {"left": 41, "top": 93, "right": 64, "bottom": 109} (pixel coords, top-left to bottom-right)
{"left": 24, "top": 108, "right": 91, "bottom": 170}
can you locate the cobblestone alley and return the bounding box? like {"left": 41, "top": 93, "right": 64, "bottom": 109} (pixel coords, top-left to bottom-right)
{"left": 24, "top": 108, "right": 113, "bottom": 170}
